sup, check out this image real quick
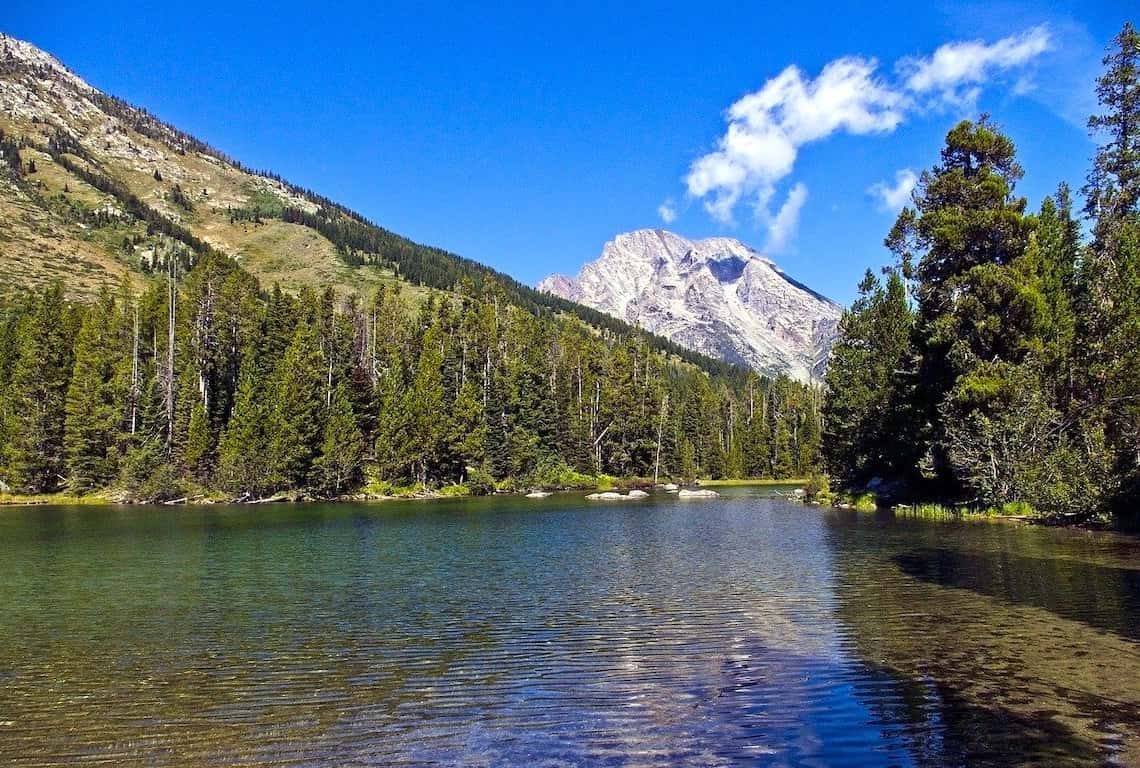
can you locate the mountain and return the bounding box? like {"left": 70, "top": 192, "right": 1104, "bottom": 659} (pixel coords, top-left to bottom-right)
{"left": 0, "top": 33, "right": 364, "bottom": 298}
{"left": 0, "top": 33, "right": 738, "bottom": 375}
{"left": 537, "top": 229, "right": 842, "bottom": 381}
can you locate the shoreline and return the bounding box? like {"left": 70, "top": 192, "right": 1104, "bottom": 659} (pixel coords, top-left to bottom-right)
{"left": 8, "top": 485, "right": 1125, "bottom": 533}
{"left": 0, "top": 478, "right": 811, "bottom": 508}
{"left": 2, "top": 486, "right": 1132, "bottom": 534}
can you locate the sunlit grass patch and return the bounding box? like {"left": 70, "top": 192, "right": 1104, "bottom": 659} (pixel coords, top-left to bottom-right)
{"left": 0, "top": 492, "right": 112, "bottom": 506}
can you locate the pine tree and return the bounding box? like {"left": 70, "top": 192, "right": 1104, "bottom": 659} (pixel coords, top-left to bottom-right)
{"left": 265, "top": 323, "right": 326, "bottom": 490}
{"left": 216, "top": 360, "right": 269, "bottom": 495}
{"left": 373, "top": 369, "right": 411, "bottom": 482}
{"left": 1033, "top": 187, "right": 1081, "bottom": 403}
{"left": 407, "top": 324, "right": 448, "bottom": 485}
{"left": 888, "top": 117, "right": 1033, "bottom": 491}
{"left": 183, "top": 400, "right": 214, "bottom": 482}
{"left": 3, "top": 285, "right": 75, "bottom": 493}
{"left": 823, "top": 269, "right": 916, "bottom": 488}
{"left": 1084, "top": 22, "right": 1140, "bottom": 228}
{"left": 484, "top": 365, "right": 511, "bottom": 480}
{"left": 64, "top": 294, "right": 128, "bottom": 491}
{"left": 315, "top": 383, "right": 365, "bottom": 494}
{"left": 451, "top": 378, "right": 487, "bottom": 481}
{"left": 1080, "top": 23, "right": 1140, "bottom": 525}
{"left": 0, "top": 299, "right": 24, "bottom": 478}
{"left": 796, "top": 403, "right": 821, "bottom": 476}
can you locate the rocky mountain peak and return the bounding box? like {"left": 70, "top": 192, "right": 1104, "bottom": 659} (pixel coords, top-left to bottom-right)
{"left": 538, "top": 229, "right": 841, "bottom": 381}
{"left": 0, "top": 33, "right": 91, "bottom": 91}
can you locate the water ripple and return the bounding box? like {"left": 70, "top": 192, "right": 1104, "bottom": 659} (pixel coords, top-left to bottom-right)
{"left": 0, "top": 493, "right": 1137, "bottom": 766}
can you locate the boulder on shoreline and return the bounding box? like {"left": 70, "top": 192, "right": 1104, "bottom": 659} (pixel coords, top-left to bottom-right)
{"left": 678, "top": 488, "right": 720, "bottom": 499}
{"left": 626, "top": 489, "right": 649, "bottom": 498}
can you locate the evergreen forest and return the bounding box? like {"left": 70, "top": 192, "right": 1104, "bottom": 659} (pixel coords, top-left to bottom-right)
{"left": 0, "top": 266, "right": 822, "bottom": 501}
{"left": 823, "top": 23, "right": 1140, "bottom": 528}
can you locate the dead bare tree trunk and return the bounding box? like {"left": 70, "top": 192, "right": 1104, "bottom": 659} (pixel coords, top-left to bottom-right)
{"left": 130, "top": 303, "right": 139, "bottom": 435}
{"left": 654, "top": 394, "right": 669, "bottom": 484}
{"left": 165, "top": 259, "right": 177, "bottom": 450}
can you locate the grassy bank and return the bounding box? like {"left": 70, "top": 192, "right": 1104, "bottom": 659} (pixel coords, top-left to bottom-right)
{"left": 0, "top": 492, "right": 115, "bottom": 506}
{"left": 839, "top": 497, "right": 1115, "bottom": 528}
{"left": 827, "top": 494, "right": 1037, "bottom": 520}
{"left": 892, "top": 501, "right": 1041, "bottom": 521}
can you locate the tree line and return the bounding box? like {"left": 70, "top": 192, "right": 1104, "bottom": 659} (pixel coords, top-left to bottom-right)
{"left": 822, "top": 23, "right": 1140, "bottom": 527}
{"left": 0, "top": 259, "right": 822, "bottom": 500}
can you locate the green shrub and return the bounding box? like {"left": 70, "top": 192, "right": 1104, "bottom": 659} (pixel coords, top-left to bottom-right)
{"left": 1000, "top": 500, "right": 1035, "bottom": 516}
{"left": 135, "top": 462, "right": 188, "bottom": 503}
{"left": 118, "top": 444, "right": 190, "bottom": 502}
{"left": 530, "top": 456, "right": 598, "bottom": 489}
{"left": 361, "top": 479, "right": 425, "bottom": 498}
{"left": 362, "top": 478, "right": 395, "bottom": 497}
{"left": 439, "top": 483, "right": 470, "bottom": 497}
{"left": 495, "top": 477, "right": 521, "bottom": 493}
{"left": 803, "top": 473, "right": 830, "bottom": 502}
{"left": 465, "top": 467, "right": 495, "bottom": 496}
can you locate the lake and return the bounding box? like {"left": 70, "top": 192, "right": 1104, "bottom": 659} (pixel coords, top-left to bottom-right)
{"left": 1, "top": 488, "right": 1138, "bottom": 766}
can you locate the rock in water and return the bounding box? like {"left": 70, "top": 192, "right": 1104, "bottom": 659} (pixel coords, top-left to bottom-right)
{"left": 525, "top": 491, "right": 552, "bottom": 498}
{"left": 586, "top": 491, "right": 647, "bottom": 501}
{"left": 678, "top": 489, "right": 720, "bottom": 499}
{"left": 538, "top": 229, "right": 841, "bottom": 382}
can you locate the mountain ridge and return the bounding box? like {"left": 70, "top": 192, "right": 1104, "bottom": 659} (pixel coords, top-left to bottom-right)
{"left": 0, "top": 33, "right": 744, "bottom": 377}
{"left": 538, "top": 229, "right": 841, "bottom": 381}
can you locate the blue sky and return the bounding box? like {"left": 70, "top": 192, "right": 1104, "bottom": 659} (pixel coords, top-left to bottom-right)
{"left": 3, "top": 1, "right": 1133, "bottom": 303}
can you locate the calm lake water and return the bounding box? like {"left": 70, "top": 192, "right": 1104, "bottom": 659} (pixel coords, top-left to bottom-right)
{"left": 1, "top": 488, "right": 1139, "bottom": 767}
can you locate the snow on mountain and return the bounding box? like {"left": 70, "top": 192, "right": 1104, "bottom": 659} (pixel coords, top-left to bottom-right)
{"left": 538, "top": 229, "right": 841, "bottom": 382}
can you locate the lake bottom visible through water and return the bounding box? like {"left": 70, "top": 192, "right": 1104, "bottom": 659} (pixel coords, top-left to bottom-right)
{"left": 0, "top": 488, "right": 1138, "bottom": 766}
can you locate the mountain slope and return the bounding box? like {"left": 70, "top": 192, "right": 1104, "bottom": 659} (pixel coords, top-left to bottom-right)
{"left": 0, "top": 33, "right": 386, "bottom": 299}
{"left": 0, "top": 33, "right": 738, "bottom": 375}
{"left": 538, "top": 229, "right": 841, "bottom": 381}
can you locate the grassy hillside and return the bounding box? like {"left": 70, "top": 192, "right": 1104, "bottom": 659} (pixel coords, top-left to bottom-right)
{"left": 0, "top": 99, "right": 418, "bottom": 302}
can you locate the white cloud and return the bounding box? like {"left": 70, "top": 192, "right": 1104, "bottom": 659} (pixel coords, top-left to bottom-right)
{"left": 1012, "top": 74, "right": 1037, "bottom": 96}
{"left": 683, "top": 26, "right": 1051, "bottom": 233}
{"left": 868, "top": 168, "right": 918, "bottom": 211}
{"left": 764, "top": 183, "right": 808, "bottom": 253}
{"left": 686, "top": 57, "right": 903, "bottom": 224}
{"left": 657, "top": 200, "right": 677, "bottom": 223}
{"left": 899, "top": 25, "right": 1052, "bottom": 101}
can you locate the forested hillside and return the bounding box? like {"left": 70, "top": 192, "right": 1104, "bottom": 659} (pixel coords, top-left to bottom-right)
{"left": 823, "top": 23, "right": 1140, "bottom": 528}
{"left": 0, "top": 255, "right": 822, "bottom": 500}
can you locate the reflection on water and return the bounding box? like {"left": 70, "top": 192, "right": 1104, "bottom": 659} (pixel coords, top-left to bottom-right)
{"left": 893, "top": 546, "right": 1140, "bottom": 640}
{"left": 0, "top": 492, "right": 1137, "bottom": 766}
{"left": 826, "top": 512, "right": 1140, "bottom": 767}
